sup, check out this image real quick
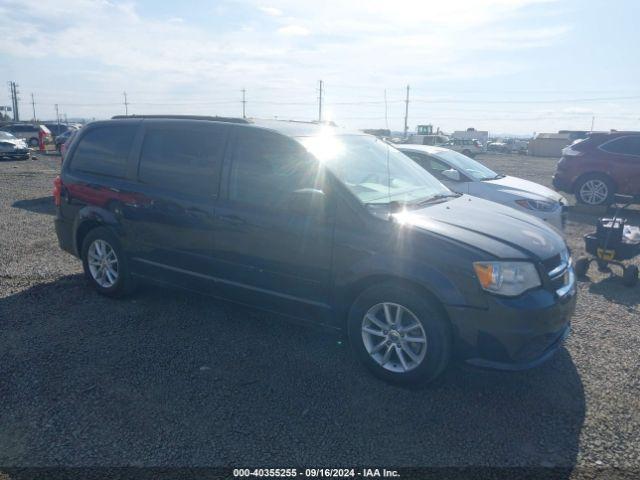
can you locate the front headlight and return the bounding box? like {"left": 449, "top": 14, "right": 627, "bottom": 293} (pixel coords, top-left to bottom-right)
{"left": 473, "top": 261, "right": 541, "bottom": 297}
{"left": 515, "top": 199, "right": 559, "bottom": 212}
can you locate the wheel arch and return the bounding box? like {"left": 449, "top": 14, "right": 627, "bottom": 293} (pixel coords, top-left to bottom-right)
{"left": 340, "top": 274, "right": 451, "bottom": 329}
{"left": 73, "top": 207, "right": 121, "bottom": 256}
{"left": 572, "top": 171, "right": 618, "bottom": 193}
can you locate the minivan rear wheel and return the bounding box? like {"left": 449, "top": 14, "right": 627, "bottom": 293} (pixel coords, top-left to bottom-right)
{"left": 81, "top": 227, "right": 135, "bottom": 297}
{"left": 347, "top": 282, "right": 451, "bottom": 385}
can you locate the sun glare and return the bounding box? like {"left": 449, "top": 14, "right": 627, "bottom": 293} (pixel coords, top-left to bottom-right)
{"left": 301, "top": 130, "right": 346, "bottom": 163}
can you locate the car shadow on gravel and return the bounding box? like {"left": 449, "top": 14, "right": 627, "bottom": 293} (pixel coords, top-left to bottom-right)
{"left": 587, "top": 276, "right": 640, "bottom": 306}
{"left": 12, "top": 196, "right": 55, "bottom": 216}
{"left": 0, "top": 275, "right": 585, "bottom": 473}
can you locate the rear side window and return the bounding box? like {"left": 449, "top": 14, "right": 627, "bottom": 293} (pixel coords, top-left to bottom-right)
{"left": 600, "top": 136, "right": 640, "bottom": 156}
{"left": 71, "top": 125, "right": 136, "bottom": 178}
{"left": 138, "top": 125, "right": 226, "bottom": 196}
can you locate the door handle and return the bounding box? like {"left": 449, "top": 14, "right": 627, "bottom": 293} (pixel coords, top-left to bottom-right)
{"left": 218, "top": 214, "right": 246, "bottom": 226}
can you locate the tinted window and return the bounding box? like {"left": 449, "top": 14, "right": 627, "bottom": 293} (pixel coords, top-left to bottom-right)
{"left": 138, "top": 125, "right": 226, "bottom": 196}
{"left": 405, "top": 152, "right": 450, "bottom": 177}
{"left": 229, "top": 129, "right": 319, "bottom": 209}
{"left": 601, "top": 136, "right": 640, "bottom": 156}
{"left": 71, "top": 125, "right": 136, "bottom": 178}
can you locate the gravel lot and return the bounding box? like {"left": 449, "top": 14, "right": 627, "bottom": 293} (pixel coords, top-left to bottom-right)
{"left": 1, "top": 152, "right": 639, "bottom": 475}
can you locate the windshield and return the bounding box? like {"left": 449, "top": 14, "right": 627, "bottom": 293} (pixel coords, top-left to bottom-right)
{"left": 300, "top": 134, "right": 451, "bottom": 206}
{"left": 0, "top": 131, "right": 16, "bottom": 140}
{"left": 432, "top": 149, "right": 499, "bottom": 181}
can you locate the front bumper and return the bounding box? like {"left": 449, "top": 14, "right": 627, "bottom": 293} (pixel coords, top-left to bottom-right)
{"left": 0, "top": 149, "right": 30, "bottom": 159}
{"left": 529, "top": 207, "right": 565, "bottom": 231}
{"left": 446, "top": 274, "right": 576, "bottom": 370}
{"left": 552, "top": 174, "right": 572, "bottom": 193}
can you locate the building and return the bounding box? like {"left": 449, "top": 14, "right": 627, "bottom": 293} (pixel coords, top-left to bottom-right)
{"left": 451, "top": 128, "right": 489, "bottom": 145}
{"left": 527, "top": 132, "right": 572, "bottom": 157}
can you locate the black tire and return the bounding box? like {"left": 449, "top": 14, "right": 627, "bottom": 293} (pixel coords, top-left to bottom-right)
{"left": 574, "top": 173, "right": 615, "bottom": 206}
{"left": 574, "top": 258, "right": 590, "bottom": 277}
{"left": 622, "top": 266, "right": 638, "bottom": 288}
{"left": 28, "top": 137, "right": 39, "bottom": 148}
{"left": 81, "top": 226, "right": 135, "bottom": 298}
{"left": 347, "top": 282, "right": 451, "bottom": 386}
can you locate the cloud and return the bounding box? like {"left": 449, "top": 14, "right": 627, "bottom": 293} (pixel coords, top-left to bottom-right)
{"left": 276, "top": 25, "right": 311, "bottom": 36}
{"left": 0, "top": 0, "right": 582, "bottom": 131}
{"left": 259, "top": 6, "right": 283, "bottom": 16}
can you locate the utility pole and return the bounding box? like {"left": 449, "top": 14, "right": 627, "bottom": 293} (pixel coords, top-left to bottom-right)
{"left": 55, "top": 104, "right": 60, "bottom": 128}
{"left": 384, "top": 89, "right": 389, "bottom": 130}
{"left": 241, "top": 88, "right": 246, "bottom": 119}
{"left": 8, "top": 81, "right": 20, "bottom": 122}
{"left": 591, "top": 116, "right": 595, "bottom": 132}
{"left": 403, "top": 85, "right": 410, "bottom": 139}
{"left": 123, "top": 91, "right": 129, "bottom": 115}
{"left": 31, "top": 93, "right": 36, "bottom": 122}
{"left": 318, "top": 80, "right": 323, "bottom": 123}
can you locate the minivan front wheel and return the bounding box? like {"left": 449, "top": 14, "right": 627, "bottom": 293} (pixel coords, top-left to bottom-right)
{"left": 348, "top": 282, "right": 451, "bottom": 385}
{"left": 81, "top": 227, "right": 135, "bottom": 297}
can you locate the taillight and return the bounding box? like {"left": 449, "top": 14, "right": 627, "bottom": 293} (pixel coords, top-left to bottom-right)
{"left": 561, "top": 146, "right": 582, "bottom": 157}
{"left": 53, "top": 176, "right": 63, "bottom": 206}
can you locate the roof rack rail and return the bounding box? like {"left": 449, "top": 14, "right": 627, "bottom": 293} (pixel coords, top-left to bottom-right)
{"left": 111, "top": 114, "right": 250, "bottom": 124}
{"left": 272, "top": 119, "right": 338, "bottom": 127}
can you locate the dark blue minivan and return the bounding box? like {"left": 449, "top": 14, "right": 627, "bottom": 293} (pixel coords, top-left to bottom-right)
{"left": 54, "top": 116, "right": 576, "bottom": 385}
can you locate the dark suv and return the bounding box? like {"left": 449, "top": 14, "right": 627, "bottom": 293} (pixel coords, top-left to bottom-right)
{"left": 553, "top": 131, "right": 640, "bottom": 205}
{"left": 54, "top": 116, "right": 576, "bottom": 385}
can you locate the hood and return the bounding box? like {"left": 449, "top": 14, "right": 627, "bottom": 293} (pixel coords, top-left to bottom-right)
{"left": 392, "top": 195, "right": 566, "bottom": 260}
{"left": 0, "top": 138, "right": 27, "bottom": 149}
{"left": 482, "top": 175, "right": 565, "bottom": 203}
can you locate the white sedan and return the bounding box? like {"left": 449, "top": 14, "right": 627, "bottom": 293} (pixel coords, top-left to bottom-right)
{"left": 398, "top": 145, "right": 567, "bottom": 231}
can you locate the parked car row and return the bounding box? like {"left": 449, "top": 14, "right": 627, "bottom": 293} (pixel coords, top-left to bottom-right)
{"left": 0, "top": 123, "right": 53, "bottom": 149}
{"left": 53, "top": 116, "right": 576, "bottom": 386}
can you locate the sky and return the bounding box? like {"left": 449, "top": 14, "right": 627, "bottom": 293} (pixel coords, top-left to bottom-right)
{"left": 1, "top": 0, "right": 639, "bottom": 135}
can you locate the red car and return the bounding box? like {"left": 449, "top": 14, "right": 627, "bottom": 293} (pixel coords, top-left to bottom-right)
{"left": 553, "top": 131, "right": 640, "bottom": 206}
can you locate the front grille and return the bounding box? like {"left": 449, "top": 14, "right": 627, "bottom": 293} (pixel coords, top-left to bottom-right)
{"left": 542, "top": 249, "right": 573, "bottom": 296}
{"left": 542, "top": 254, "right": 562, "bottom": 272}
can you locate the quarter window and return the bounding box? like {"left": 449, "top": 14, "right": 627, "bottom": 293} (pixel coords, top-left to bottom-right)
{"left": 601, "top": 136, "right": 640, "bottom": 156}
{"left": 71, "top": 125, "right": 136, "bottom": 178}
{"left": 138, "top": 125, "right": 226, "bottom": 196}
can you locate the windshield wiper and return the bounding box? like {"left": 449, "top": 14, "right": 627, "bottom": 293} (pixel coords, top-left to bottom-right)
{"left": 412, "top": 192, "right": 461, "bottom": 207}
{"left": 482, "top": 173, "right": 505, "bottom": 181}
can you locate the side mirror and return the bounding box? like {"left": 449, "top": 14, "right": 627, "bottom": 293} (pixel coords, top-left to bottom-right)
{"left": 288, "top": 188, "right": 326, "bottom": 217}
{"left": 441, "top": 169, "right": 461, "bottom": 182}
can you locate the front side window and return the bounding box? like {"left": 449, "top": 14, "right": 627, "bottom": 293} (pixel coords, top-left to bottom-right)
{"left": 601, "top": 136, "right": 640, "bottom": 156}
{"left": 430, "top": 149, "right": 498, "bottom": 181}
{"left": 71, "top": 125, "right": 136, "bottom": 178}
{"left": 138, "top": 125, "right": 226, "bottom": 196}
{"left": 301, "top": 135, "right": 450, "bottom": 206}
{"left": 229, "top": 129, "right": 321, "bottom": 209}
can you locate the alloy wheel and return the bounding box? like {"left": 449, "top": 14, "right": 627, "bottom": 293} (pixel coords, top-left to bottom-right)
{"left": 361, "top": 302, "right": 428, "bottom": 373}
{"left": 87, "top": 239, "right": 119, "bottom": 288}
{"left": 579, "top": 179, "right": 608, "bottom": 205}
